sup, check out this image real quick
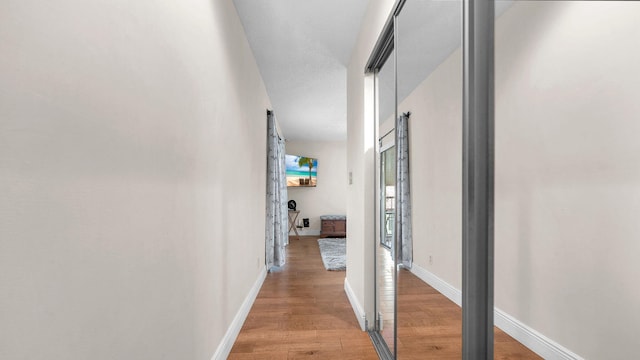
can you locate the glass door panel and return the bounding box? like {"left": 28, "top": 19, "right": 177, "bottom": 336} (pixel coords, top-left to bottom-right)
{"left": 395, "top": 0, "right": 463, "bottom": 357}
{"left": 378, "top": 144, "right": 395, "bottom": 350}
{"left": 374, "top": 39, "right": 396, "bottom": 358}
{"left": 381, "top": 145, "right": 395, "bottom": 250}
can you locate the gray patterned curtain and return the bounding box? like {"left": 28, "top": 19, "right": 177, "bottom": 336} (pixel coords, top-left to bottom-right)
{"left": 396, "top": 112, "right": 413, "bottom": 268}
{"left": 265, "top": 110, "right": 288, "bottom": 269}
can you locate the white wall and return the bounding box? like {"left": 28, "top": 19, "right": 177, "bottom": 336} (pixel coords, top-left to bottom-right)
{"left": 494, "top": 2, "right": 640, "bottom": 358}
{"left": 346, "top": 0, "right": 396, "bottom": 328}
{"left": 0, "top": 1, "right": 271, "bottom": 359}
{"left": 390, "top": 1, "right": 640, "bottom": 359}
{"left": 393, "top": 48, "right": 463, "bottom": 290}
{"left": 286, "top": 141, "right": 347, "bottom": 236}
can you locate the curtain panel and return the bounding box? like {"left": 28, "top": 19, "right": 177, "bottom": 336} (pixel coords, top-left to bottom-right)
{"left": 396, "top": 113, "right": 413, "bottom": 268}
{"left": 265, "top": 111, "right": 288, "bottom": 269}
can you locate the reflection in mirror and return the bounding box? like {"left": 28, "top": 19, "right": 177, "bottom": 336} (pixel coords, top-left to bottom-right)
{"left": 377, "top": 53, "right": 395, "bottom": 127}
{"left": 396, "top": 1, "right": 512, "bottom": 107}
{"left": 397, "top": 1, "right": 462, "bottom": 107}
{"left": 392, "top": 0, "right": 537, "bottom": 358}
{"left": 395, "top": 0, "right": 464, "bottom": 357}
{"left": 377, "top": 143, "right": 396, "bottom": 354}
{"left": 374, "top": 42, "right": 396, "bottom": 358}
{"left": 380, "top": 146, "right": 396, "bottom": 250}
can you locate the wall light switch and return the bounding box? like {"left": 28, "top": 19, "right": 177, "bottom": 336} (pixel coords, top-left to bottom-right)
{"left": 349, "top": 171, "right": 353, "bottom": 185}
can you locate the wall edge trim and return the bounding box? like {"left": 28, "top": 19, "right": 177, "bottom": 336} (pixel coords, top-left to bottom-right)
{"left": 295, "top": 229, "right": 321, "bottom": 236}
{"left": 494, "top": 308, "right": 584, "bottom": 360}
{"left": 212, "top": 266, "right": 267, "bottom": 360}
{"left": 410, "top": 263, "right": 462, "bottom": 306}
{"left": 344, "top": 277, "right": 367, "bottom": 331}
{"left": 409, "top": 264, "right": 583, "bottom": 360}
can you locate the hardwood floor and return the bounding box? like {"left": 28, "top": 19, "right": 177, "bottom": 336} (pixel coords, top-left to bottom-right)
{"left": 230, "top": 236, "right": 541, "bottom": 359}
{"left": 376, "top": 245, "right": 395, "bottom": 349}
{"left": 397, "top": 269, "right": 541, "bottom": 359}
{"left": 229, "top": 236, "right": 378, "bottom": 359}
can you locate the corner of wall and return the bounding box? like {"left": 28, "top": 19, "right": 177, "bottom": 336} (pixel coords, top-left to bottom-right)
{"left": 344, "top": 277, "right": 367, "bottom": 331}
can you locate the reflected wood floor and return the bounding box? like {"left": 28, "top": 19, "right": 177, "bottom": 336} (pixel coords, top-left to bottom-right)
{"left": 230, "top": 236, "right": 541, "bottom": 359}
{"left": 377, "top": 246, "right": 395, "bottom": 348}
{"left": 397, "top": 269, "right": 541, "bottom": 359}
{"left": 229, "top": 236, "right": 378, "bottom": 359}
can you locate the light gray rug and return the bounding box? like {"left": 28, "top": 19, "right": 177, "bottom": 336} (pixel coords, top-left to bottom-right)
{"left": 317, "top": 238, "right": 346, "bottom": 271}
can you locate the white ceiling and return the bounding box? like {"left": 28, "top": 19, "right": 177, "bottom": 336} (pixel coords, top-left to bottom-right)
{"left": 233, "top": 1, "right": 513, "bottom": 141}
{"left": 233, "top": 0, "right": 370, "bottom": 141}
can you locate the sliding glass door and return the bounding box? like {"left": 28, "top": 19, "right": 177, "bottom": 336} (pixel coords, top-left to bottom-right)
{"left": 380, "top": 145, "right": 395, "bottom": 251}
{"left": 372, "top": 33, "right": 397, "bottom": 357}
{"left": 395, "top": 0, "right": 465, "bottom": 357}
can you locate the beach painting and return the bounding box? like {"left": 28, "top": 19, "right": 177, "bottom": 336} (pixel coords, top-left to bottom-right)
{"left": 286, "top": 154, "right": 317, "bottom": 187}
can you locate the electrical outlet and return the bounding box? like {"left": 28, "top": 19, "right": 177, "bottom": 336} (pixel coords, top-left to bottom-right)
{"left": 429, "top": 255, "right": 433, "bottom": 265}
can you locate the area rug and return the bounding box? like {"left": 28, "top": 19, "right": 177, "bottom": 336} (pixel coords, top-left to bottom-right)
{"left": 317, "top": 238, "right": 346, "bottom": 271}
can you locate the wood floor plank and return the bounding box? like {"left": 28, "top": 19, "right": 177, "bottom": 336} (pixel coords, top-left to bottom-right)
{"left": 230, "top": 237, "right": 541, "bottom": 359}
{"left": 229, "top": 237, "right": 377, "bottom": 359}
{"left": 396, "top": 268, "right": 542, "bottom": 359}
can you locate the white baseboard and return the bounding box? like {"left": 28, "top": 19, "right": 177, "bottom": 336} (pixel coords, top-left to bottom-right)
{"left": 295, "top": 229, "right": 321, "bottom": 236}
{"left": 211, "top": 267, "right": 267, "bottom": 360}
{"left": 494, "top": 309, "right": 584, "bottom": 360}
{"left": 344, "top": 278, "right": 367, "bottom": 330}
{"left": 410, "top": 264, "right": 462, "bottom": 306}
{"left": 410, "top": 264, "right": 582, "bottom": 360}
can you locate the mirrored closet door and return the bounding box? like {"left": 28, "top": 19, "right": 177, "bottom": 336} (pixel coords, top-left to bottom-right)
{"left": 368, "top": 0, "right": 469, "bottom": 358}
{"left": 395, "top": 0, "right": 464, "bottom": 358}
{"left": 371, "top": 35, "right": 397, "bottom": 358}
{"left": 368, "top": 0, "right": 560, "bottom": 359}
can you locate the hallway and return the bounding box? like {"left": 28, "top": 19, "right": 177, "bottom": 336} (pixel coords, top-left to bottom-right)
{"left": 230, "top": 237, "right": 541, "bottom": 359}
{"left": 229, "top": 237, "right": 378, "bottom": 359}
